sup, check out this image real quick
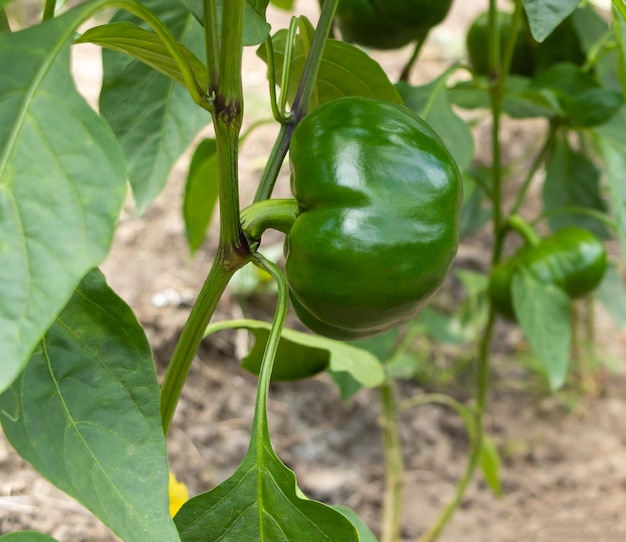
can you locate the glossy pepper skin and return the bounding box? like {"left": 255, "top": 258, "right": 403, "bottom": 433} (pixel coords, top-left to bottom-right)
{"left": 489, "top": 227, "right": 607, "bottom": 320}
{"left": 466, "top": 11, "right": 535, "bottom": 77}
{"left": 329, "top": 0, "right": 454, "bottom": 50}
{"left": 286, "top": 97, "right": 462, "bottom": 340}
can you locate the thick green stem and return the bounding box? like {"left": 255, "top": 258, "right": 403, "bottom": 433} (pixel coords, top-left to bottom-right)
{"left": 204, "top": 0, "right": 220, "bottom": 90}
{"left": 214, "top": 0, "right": 246, "bottom": 251}
{"left": 42, "top": 0, "right": 56, "bottom": 21}
{"left": 380, "top": 380, "right": 404, "bottom": 542}
{"left": 161, "top": 0, "right": 248, "bottom": 434}
{"left": 160, "top": 256, "right": 242, "bottom": 434}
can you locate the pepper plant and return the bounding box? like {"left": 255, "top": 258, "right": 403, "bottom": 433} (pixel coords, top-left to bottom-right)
{"left": 1, "top": 0, "right": 626, "bottom": 541}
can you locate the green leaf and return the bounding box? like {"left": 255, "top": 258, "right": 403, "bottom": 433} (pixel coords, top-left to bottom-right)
{"left": 522, "top": 0, "right": 580, "bottom": 42}
{"left": 480, "top": 434, "right": 502, "bottom": 496}
{"left": 0, "top": 534, "right": 60, "bottom": 542}
{"left": 566, "top": 88, "right": 623, "bottom": 127}
{"left": 596, "top": 132, "right": 626, "bottom": 257}
{"left": 179, "top": 0, "right": 270, "bottom": 46}
{"left": 0, "top": 6, "right": 127, "bottom": 393}
{"left": 512, "top": 270, "right": 572, "bottom": 390}
{"left": 542, "top": 137, "right": 608, "bottom": 238}
{"left": 0, "top": 269, "right": 179, "bottom": 542}
{"left": 396, "top": 75, "right": 474, "bottom": 172}
{"left": 183, "top": 138, "right": 219, "bottom": 253}
{"left": 207, "top": 319, "right": 385, "bottom": 388}
{"left": 449, "top": 76, "right": 558, "bottom": 119}
{"left": 101, "top": 0, "right": 208, "bottom": 214}
{"left": 175, "top": 437, "right": 359, "bottom": 541}
{"left": 76, "top": 21, "right": 208, "bottom": 89}
{"left": 333, "top": 506, "right": 378, "bottom": 542}
{"left": 257, "top": 16, "right": 402, "bottom": 109}
{"left": 594, "top": 263, "right": 626, "bottom": 330}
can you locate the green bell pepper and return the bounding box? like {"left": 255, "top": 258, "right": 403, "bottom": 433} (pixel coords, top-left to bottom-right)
{"left": 489, "top": 226, "right": 607, "bottom": 320}
{"left": 286, "top": 96, "right": 462, "bottom": 340}
{"left": 328, "top": 0, "right": 454, "bottom": 50}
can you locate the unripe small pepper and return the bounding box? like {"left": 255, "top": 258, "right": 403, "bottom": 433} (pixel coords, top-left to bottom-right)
{"left": 489, "top": 226, "right": 607, "bottom": 320}
{"left": 286, "top": 97, "right": 462, "bottom": 340}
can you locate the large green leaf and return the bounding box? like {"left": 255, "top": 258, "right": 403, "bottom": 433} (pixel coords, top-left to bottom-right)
{"left": 183, "top": 138, "right": 219, "bottom": 254}
{"left": 512, "top": 269, "right": 572, "bottom": 390}
{"left": 396, "top": 76, "right": 474, "bottom": 172}
{"left": 522, "top": 0, "right": 581, "bottom": 42}
{"left": 0, "top": 534, "right": 59, "bottom": 542}
{"left": 0, "top": 269, "right": 180, "bottom": 542}
{"left": 0, "top": 6, "right": 126, "bottom": 393}
{"left": 542, "top": 137, "right": 608, "bottom": 238}
{"left": 101, "top": 0, "right": 208, "bottom": 214}
{"left": 257, "top": 16, "right": 402, "bottom": 109}
{"left": 76, "top": 21, "right": 208, "bottom": 89}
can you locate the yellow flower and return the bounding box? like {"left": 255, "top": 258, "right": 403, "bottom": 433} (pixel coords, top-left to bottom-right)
{"left": 168, "top": 472, "right": 189, "bottom": 517}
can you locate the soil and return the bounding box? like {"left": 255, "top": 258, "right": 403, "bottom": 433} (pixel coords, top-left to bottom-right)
{"left": 2, "top": 2, "right": 626, "bottom": 541}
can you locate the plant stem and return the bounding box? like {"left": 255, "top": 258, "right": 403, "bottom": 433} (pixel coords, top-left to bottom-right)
{"left": 508, "top": 122, "right": 557, "bottom": 216}
{"left": 161, "top": 0, "right": 249, "bottom": 434}
{"left": 254, "top": 0, "right": 339, "bottom": 202}
{"left": 42, "top": 0, "right": 57, "bottom": 21}
{"left": 160, "top": 257, "right": 240, "bottom": 434}
{"left": 506, "top": 215, "right": 540, "bottom": 246}
{"left": 249, "top": 255, "right": 289, "bottom": 436}
{"left": 417, "top": 311, "right": 495, "bottom": 542}
{"left": 380, "top": 380, "right": 404, "bottom": 542}
{"left": 240, "top": 198, "right": 299, "bottom": 240}
{"left": 204, "top": 0, "right": 220, "bottom": 90}
{"left": 418, "top": 1, "right": 508, "bottom": 538}
{"left": 399, "top": 29, "right": 429, "bottom": 82}
{"left": 214, "top": 0, "right": 246, "bottom": 252}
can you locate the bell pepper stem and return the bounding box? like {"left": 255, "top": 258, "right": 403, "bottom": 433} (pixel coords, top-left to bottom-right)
{"left": 507, "top": 215, "right": 541, "bottom": 246}
{"left": 240, "top": 198, "right": 300, "bottom": 241}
